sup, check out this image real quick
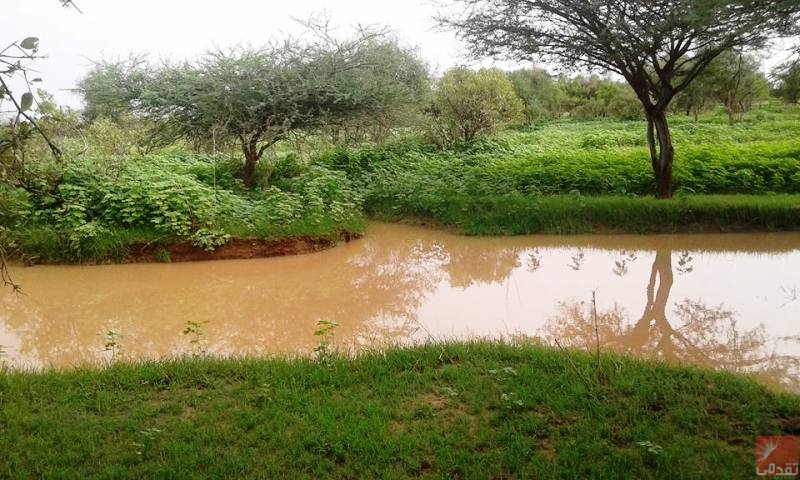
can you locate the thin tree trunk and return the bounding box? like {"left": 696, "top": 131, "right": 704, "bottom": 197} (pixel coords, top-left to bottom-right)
{"left": 241, "top": 141, "right": 259, "bottom": 189}
{"left": 646, "top": 110, "right": 674, "bottom": 199}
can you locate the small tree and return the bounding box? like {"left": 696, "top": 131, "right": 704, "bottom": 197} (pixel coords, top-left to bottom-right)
{"left": 77, "top": 56, "right": 149, "bottom": 124}
{"left": 433, "top": 67, "right": 523, "bottom": 142}
{"left": 675, "top": 51, "right": 769, "bottom": 122}
{"left": 507, "top": 68, "right": 565, "bottom": 123}
{"left": 439, "top": 0, "right": 800, "bottom": 198}
{"left": 96, "top": 29, "right": 428, "bottom": 188}
{"left": 673, "top": 73, "right": 716, "bottom": 121}
{"left": 706, "top": 51, "right": 769, "bottom": 125}
{"left": 774, "top": 63, "right": 800, "bottom": 104}
{"left": 561, "top": 75, "right": 642, "bottom": 120}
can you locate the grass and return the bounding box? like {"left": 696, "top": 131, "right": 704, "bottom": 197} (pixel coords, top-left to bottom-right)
{"left": 370, "top": 194, "right": 800, "bottom": 235}
{"left": 1, "top": 342, "right": 798, "bottom": 478}
{"left": 314, "top": 106, "right": 800, "bottom": 234}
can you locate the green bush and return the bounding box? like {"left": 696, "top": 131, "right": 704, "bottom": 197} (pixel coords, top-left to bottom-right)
{"left": 0, "top": 185, "right": 30, "bottom": 227}
{"left": 10, "top": 153, "right": 365, "bottom": 263}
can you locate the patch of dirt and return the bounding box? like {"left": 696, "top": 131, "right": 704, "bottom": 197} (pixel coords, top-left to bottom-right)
{"left": 181, "top": 406, "right": 196, "bottom": 421}
{"left": 537, "top": 437, "right": 556, "bottom": 461}
{"left": 127, "top": 232, "right": 361, "bottom": 263}
{"left": 418, "top": 392, "right": 449, "bottom": 410}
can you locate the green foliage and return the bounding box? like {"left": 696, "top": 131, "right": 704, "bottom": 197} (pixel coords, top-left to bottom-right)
{"left": 560, "top": 75, "right": 642, "bottom": 121}
{"left": 688, "top": 51, "right": 770, "bottom": 125}
{"left": 78, "top": 56, "right": 149, "bottom": 123}
{"left": 326, "top": 118, "right": 800, "bottom": 201}
{"left": 79, "top": 30, "right": 430, "bottom": 187}
{"left": 774, "top": 63, "right": 800, "bottom": 104}
{"left": 8, "top": 153, "right": 364, "bottom": 263}
{"left": 317, "top": 108, "right": 800, "bottom": 232}
{"left": 391, "top": 194, "right": 800, "bottom": 235}
{"left": 507, "top": 68, "right": 566, "bottom": 123}
{"left": 0, "top": 185, "right": 30, "bottom": 227}
{"left": 1, "top": 343, "right": 798, "bottom": 478}
{"left": 97, "top": 160, "right": 239, "bottom": 237}
{"left": 431, "top": 68, "right": 523, "bottom": 143}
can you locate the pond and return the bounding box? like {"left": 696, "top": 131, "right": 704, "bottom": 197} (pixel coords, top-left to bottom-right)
{"left": 2, "top": 223, "right": 799, "bottom": 393}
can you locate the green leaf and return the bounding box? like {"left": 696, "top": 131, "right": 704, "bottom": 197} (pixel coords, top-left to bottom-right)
{"left": 19, "top": 37, "right": 39, "bottom": 50}
{"left": 20, "top": 92, "right": 34, "bottom": 112}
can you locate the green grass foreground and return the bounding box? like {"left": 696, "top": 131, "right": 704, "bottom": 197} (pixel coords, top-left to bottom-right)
{"left": 2, "top": 343, "right": 798, "bottom": 478}
{"left": 371, "top": 194, "right": 800, "bottom": 235}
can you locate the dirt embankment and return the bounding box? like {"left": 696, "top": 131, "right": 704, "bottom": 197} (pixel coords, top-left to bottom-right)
{"left": 128, "top": 232, "right": 361, "bottom": 263}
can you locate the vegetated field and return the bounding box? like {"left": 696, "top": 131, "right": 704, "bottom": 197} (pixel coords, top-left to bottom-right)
{"left": 320, "top": 105, "right": 800, "bottom": 234}
{"left": 3, "top": 105, "right": 800, "bottom": 264}
{"left": 2, "top": 342, "right": 798, "bottom": 479}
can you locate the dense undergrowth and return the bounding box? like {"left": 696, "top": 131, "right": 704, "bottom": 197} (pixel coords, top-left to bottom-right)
{"left": 318, "top": 107, "right": 800, "bottom": 233}
{"left": 1, "top": 154, "right": 364, "bottom": 263}
{"left": 3, "top": 107, "right": 800, "bottom": 263}
{"left": 1, "top": 342, "right": 798, "bottom": 479}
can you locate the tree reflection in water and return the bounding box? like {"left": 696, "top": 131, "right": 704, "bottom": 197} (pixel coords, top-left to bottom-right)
{"left": 2, "top": 224, "right": 799, "bottom": 393}
{"left": 542, "top": 249, "right": 800, "bottom": 393}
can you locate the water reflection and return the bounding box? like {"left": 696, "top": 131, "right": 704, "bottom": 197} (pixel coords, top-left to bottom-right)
{"left": 542, "top": 249, "right": 800, "bottom": 393}
{"left": 1, "top": 223, "right": 798, "bottom": 393}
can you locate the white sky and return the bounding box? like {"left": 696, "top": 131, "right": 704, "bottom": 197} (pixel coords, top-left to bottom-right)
{"left": 4, "top": 0, "right": 797, "bottom": 108}
{"left": 3, "top": 0, "right": 483, "bottom": 107}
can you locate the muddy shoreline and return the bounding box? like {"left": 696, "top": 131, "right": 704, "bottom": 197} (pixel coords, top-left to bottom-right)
{"left": 126, "top": 231, "right": 362, "bottom": 263}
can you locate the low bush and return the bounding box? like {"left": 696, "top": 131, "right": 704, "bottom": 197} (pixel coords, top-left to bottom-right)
{"left": 9, "top": 154, "right": 365, "bottom": 263}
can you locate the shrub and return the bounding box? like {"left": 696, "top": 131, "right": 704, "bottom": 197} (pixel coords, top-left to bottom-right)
{"left": 432, "top": 68, "right": 524, "bottom": 143}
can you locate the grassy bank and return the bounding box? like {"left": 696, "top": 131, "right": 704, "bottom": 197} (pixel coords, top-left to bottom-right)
{"left": 2, "top": 343, "right": 798, "bottom": 478}
{"left": 1, "top": 154, "right": 365, "bottom": 264}
{"left": 315, "top": 108, "right": 800, "bottom": 234}
{"left": 370, "top": 194, "right": 800, "bottom": 235}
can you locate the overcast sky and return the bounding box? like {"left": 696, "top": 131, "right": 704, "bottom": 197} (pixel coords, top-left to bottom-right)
{"left": 5, "top": 0, "right": 479, "bottom": 107}
{"left": 5, "top": 0, "right": 797, "bottom": 108}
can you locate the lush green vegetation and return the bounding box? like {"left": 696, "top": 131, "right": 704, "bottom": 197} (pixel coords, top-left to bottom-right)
{"left": 2, "top": 18, "right": 800, "bottom": 265}
{"left": 2, "top": 342, "right": 798, "bottom": 479}
{"left": 3, "top": 107, "right": 800, "bottom": 263}
{"left": 318, "top": 107, "right": 800, "bottom": 234}
{"left": 1, "top": 153, "right": 364, "bottom": 263}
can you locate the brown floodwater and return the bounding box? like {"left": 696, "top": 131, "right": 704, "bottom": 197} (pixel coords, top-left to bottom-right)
{"left": 1, "top": 223, "right": 799, "bottom": 392}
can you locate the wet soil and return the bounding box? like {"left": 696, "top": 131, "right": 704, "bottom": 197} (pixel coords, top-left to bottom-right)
{"left": 128, "top": 232, "right": 361, "bottom": 263}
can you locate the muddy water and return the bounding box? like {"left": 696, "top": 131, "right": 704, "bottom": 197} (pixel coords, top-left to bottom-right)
{"left": 2, "top": 223, "right": 799, "bottom": 392}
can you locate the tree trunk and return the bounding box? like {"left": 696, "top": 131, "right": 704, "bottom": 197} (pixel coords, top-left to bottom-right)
{"left": 646, "top": 110, "right": 674, "bottom": 199}
{"left": 625, "top": 249, "right": 674, "bottom": 351}
{"left": 242, "top": 144, "right": 259, "bottom": 189}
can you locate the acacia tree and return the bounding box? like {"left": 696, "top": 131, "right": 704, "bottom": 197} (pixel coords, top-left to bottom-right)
{"left": 78, "top": 56, "right": 149, "bottom": 124}
{"left": 439, "top": 0, "right": 800, "bottom": 198}
{"left": 108, "top": 30, "right": 427, "bottom": 188}
{"left": 706, "top": 51, "right": 769, "bottom": 125}
{"left": 321, "top": 39, "right": 430, "bottom": 144}
{"left": 507, "top": 68, "right": 565, "bottom": 122}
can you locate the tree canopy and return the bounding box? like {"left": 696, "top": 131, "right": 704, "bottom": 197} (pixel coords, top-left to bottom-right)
{"left": 80, "top": 31, "right": 429, "bottom": 188}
